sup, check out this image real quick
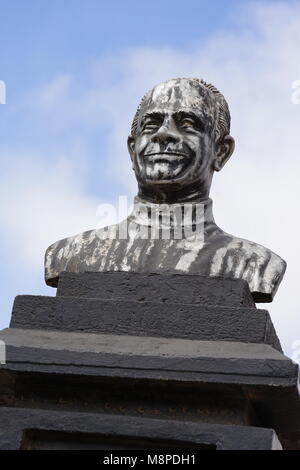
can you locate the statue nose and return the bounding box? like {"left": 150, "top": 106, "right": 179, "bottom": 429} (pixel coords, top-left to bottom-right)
{"left": 151, "top": 123, "right": 181, "bottom": 145}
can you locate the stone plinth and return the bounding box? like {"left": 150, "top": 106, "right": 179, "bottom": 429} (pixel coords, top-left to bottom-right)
{"left": 0, "top": 272, "right": 299, "bottom": 450}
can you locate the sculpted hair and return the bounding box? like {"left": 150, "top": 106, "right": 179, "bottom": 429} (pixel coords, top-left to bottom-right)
{"left": 131, "top": 78, "right": 231, "bottom": 143}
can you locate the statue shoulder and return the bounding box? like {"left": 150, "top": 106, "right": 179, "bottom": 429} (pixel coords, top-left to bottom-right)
{"left": 44, "top": 229, "right": 101, "bottom": 287}
{"left": 234, "top": 236, "right": 287, "bottom": 301}
{"left": 44, "top": 223, "right": 122, "bottom": 286}
{"left": 209, "top": 231, "right": 286, "bottom": 301}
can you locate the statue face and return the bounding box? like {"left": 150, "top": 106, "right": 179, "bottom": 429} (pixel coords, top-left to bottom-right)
{"left": 128, "top": 80, "right": 218, "bottom": 188}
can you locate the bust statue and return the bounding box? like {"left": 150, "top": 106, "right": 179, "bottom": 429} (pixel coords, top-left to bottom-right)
{"left": 45, "top": 78, "right": 286, "bottom": 302}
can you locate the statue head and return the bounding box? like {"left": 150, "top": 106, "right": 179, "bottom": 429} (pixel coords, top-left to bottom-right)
{"left": 128, "top": 78, "right": 235, "bottom": 202}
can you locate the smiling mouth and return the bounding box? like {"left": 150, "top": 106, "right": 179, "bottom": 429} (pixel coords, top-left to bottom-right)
{"left": 144, "top": 152, "right": 188, "bottom": 162}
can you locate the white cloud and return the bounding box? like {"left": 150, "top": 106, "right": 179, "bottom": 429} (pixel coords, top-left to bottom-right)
{"left": 1, "top": 1, "right": 300, "bottom": 356}
{"left": 36, "top": 74, "right": 72, "bottom": 108}
{"left": 0, "top": 145, "right": 99, "bottom": 270}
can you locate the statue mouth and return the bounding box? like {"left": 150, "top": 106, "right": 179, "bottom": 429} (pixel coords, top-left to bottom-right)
{"left": 144, "top": 152, "right": 189, "bottom": 163}
{"left": 139, "top": 150, "right": 195, "bottom": 181}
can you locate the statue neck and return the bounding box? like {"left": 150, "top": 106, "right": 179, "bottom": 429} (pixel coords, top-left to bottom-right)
{"left": 137, "top": 181, "right": 211, "bottom": 204}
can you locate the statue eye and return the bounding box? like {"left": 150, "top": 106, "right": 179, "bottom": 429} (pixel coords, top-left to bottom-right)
{"left": 143, "top": 121, "right": 160, "bottom": 132}
{"left": 180, "top": 119, "right": 195, "bottom": 129}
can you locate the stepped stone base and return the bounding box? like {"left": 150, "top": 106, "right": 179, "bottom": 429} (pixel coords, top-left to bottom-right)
{"left": 0, "top": 272, "right": 299, "bottom": 450}
{"left": 0, "top": 408, "right": 281, "bottom": 450}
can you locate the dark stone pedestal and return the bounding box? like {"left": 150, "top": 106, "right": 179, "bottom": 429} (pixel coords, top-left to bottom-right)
{"left": 0, "top": 272, "right": 299, "bottom": 450}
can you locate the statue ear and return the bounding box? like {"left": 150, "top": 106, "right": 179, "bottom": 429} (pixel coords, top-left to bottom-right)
{"left": 127, "top": 135, "right": 135, "bottom": 162}
{"left": 213, "top": 135, "right": 235, "bottom": 172}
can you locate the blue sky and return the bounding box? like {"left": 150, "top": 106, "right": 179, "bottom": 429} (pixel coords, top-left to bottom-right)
{"left": 0, "top": 0, "right": 244, "bottom": 174}
{"left": 0, "top": 0, "right": 300, "bottom": 360}
{"left": 1, "top": 0, "right": 242, "bottom": 102}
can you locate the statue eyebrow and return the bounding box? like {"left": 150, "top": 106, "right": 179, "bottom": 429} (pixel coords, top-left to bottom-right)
{"left": 141, "top": 111, "right": 165, "bottom": 123}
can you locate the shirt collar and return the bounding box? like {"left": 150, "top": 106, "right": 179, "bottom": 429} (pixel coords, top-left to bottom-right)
{"left": 130, "top": 195, "right": 215, "bottom": 230}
